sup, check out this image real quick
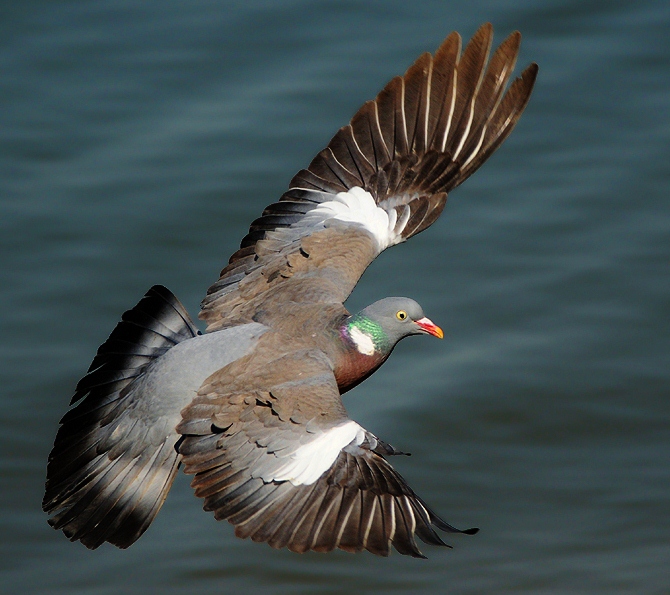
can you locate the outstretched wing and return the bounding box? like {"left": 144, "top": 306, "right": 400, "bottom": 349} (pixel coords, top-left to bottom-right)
{"left": 200, "top": 24, "right": 538, "bottom": 330}
{"left": 177, "top": 335, "right": 476, "bottom": 557}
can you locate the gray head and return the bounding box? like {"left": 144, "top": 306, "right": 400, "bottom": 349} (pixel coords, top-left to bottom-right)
{"left": 345, "top": 297, "right": 443, "bottom": 355}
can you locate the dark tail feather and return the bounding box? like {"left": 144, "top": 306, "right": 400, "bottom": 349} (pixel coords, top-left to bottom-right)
{"left": 43, "top": 285, "right": 199, "bottom": 549}
{"left": 72, "top": 284, "right": 199, "bottom": 405}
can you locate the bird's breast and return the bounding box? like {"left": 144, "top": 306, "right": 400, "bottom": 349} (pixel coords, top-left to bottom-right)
{"left": 333, "top": 348, "right": 386, "bottom": 393}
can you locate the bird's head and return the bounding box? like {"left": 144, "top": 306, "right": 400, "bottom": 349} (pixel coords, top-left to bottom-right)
{"left": 344, "top": 297, "right": 443, "bottom": 356}
{"left": 361, "top": 297, "right": 443, "bottom": 341}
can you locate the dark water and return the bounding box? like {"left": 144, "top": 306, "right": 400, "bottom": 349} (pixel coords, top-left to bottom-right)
{"left": 1, "top": 1, "right": 668, "bottom": 593}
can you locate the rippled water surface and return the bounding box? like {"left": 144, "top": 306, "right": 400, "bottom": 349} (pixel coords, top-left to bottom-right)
{"left": 1, "top": 1, "right": 668, "bottom": 593}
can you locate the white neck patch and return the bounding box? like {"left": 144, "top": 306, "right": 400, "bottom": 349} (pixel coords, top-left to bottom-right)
{"left": 348, "top": 325, "right": 376, "bottom": 356}
{"left": 292, "top": 186, "right": 409, "bottom": 252}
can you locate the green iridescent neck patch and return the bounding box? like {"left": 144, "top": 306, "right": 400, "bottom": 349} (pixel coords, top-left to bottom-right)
{"left": 345, "top": 315, "right": 390, "bottom": 354}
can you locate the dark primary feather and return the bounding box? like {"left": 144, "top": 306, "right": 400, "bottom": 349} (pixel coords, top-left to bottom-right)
{"left": 290, "top": 23, "right": 537, "bottom": 220}
{"left": 200, "top": 24, "right": 537, "bottom": 329}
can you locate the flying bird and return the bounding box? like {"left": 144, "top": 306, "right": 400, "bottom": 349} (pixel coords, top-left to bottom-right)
{"left": 43, "top": 23, "right": 537, "bottom": 558}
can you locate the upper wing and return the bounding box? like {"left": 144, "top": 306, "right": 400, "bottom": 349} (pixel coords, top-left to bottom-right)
{"left": 177, "top": 335, "right": 476, "bottom": 557}
{"left": 200, "top": 24, "right": 538, "bottom": 330}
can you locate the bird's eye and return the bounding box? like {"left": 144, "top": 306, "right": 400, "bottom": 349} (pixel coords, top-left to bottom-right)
{"left": 396, "top": 310, "right": 408, "bottom": 321}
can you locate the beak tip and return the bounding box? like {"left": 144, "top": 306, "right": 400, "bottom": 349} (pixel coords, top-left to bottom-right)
{"left": 416, "top": 317, "right": 444, "bottom": 339}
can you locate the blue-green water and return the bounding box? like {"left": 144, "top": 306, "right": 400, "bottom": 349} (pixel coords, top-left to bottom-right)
{"left": 1, "top": 1, "right": 668, "bottom": 593}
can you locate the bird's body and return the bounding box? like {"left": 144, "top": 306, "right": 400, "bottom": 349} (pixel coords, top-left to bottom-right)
{"left": 44, "top": 24, "right": 538, "bottom": 557}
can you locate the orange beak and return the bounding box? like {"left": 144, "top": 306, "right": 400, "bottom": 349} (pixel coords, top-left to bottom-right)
{"left": 415, "top": 317, "right": 444, "bottom": 339}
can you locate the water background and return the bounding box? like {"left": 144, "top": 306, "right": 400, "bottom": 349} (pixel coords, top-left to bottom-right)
{"left": 1, "top": 1, "right": 668, "bottom": 593}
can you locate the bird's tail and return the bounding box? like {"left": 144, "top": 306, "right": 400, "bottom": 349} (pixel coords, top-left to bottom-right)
{"left": 43, "top": 285, "right": 199, "bottom": 549}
